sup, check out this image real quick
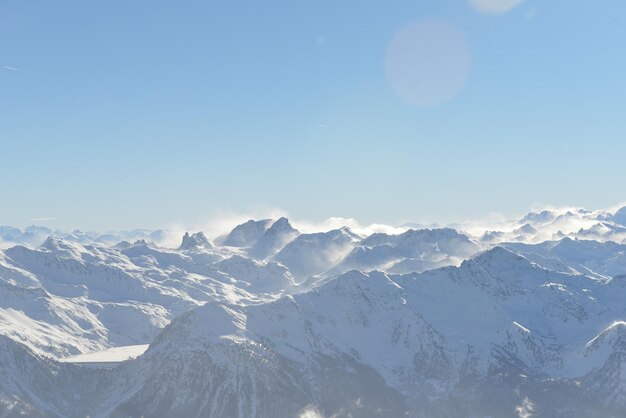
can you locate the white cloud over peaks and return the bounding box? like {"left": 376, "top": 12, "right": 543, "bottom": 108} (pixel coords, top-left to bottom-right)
{"left": 146, "top": 202, "right": 626, "bottom": 250}
{"left": 291, "top": 216, "right": 407, "bottom": 236}
{"left": 455, "top": 204, "right": 619, "bottom": 243}
{"left": 29, "top": 217, "right": 56, "bottom": 223}
{"left": 0, "top": 241, "right": 15, "bottom": 250}
{"left": 3, "top": 202, "right": 625, "bottom": 251}
{"left": 164, "top": 208, "right": 409, "bottom": 247}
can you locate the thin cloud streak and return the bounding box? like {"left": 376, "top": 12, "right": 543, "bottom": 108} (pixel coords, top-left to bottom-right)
{"left": 29, "top": 217, "right": 56, "bottom": 222}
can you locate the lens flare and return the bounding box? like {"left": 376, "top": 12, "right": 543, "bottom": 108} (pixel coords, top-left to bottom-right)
{"left": 386, "top": 19, "right": 471, "bottom": 107}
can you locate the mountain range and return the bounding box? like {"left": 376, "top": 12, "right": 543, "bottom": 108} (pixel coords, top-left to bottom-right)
{"left": 2, "top": 206, "right": 626, "bottom": 417}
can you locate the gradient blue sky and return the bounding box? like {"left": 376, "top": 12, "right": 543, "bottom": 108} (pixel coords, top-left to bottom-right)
{"left": 1, "top": 0, "right": 625, "bottom": 230}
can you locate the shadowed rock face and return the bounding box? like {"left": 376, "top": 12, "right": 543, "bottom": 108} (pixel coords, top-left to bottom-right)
{"left": 3, "top": 329, "right": 626, "bottom": 418}
{"left": 109, "top": 350, "right": 408, "bottom": 418}
{"left": 0, "top": 321, "right": 408, "bottom": 418}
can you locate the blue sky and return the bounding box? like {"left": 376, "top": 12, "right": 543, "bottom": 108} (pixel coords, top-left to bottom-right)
{"left": 1, "top": 0, "right": 625, "bottom": 230}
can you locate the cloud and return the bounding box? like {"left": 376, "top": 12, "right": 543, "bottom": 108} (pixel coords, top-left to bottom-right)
{"left": 29, "top": 217, "right": 56, "bottom": 223}
{"left": 0, "top": 241, "right": 15, "bottom": 250}
{"left": 3, "top": 66, "right": 21, "bottom": 72}
{"left": 291, "top": 216, "right": 407, "bottom": 236}
{"left": 452, "top": 203, "right": 624, "bottom": 244}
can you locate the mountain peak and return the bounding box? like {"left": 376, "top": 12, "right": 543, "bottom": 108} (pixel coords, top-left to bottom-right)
{"left": 268, "top": 217, "right": 295, "bottom": 232}
{"left": 38, "top": 235, "right": 86, "bottom": 260}
{"left": 247, "top": 218, "right": 300, "bottom": 260}
{"left": 465, "top": 246, "right": 535, "bottom": 275}
{"left": 333, "top": 226, "right": 361, "bottom": 241}
{"left": 514, "top": 223, "right": 538, "bottom": 235}
{"left": 520, "top": 209, "right": 556, "bottom": 225}
{"left": 611, "top": 206, "right": 626, "bottom": 227}
{"left": 219, "top": 219, "right": 273, "bottom": 247}
{"left": 40, "top": 235, "right": 74, "bottom": 251}
{"left": 179, "top": 232, "right": 212, "bottom": 251}
{"left": 41, "top": 234, "right": 63, "bottom": 248}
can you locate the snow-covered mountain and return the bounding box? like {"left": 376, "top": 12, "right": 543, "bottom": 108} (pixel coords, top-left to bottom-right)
{"left": 248, "top": 217, "right": 300, "bottom": 260}
{"left": 216, "top": 219, "right": 274, "bottom": 248}
{"left": 0, "top": 226, "right": 169, "bottom": 249}
{"left": 329, "top": 227, "right": 481, "bottom": 275}
{"left": 504, "top": 237, "right": 626, "bottom": 280}
{"left": 0, "top": 236, "right": 274, "bottom": 357}
{"left": 272, "top": 227, "right": 362, "bottom": 279}
{"left": 3, "top": 205, "right": 626, "bottom": 417}
{"left": 178, "top": 231, "right": 213, "bottom": 251}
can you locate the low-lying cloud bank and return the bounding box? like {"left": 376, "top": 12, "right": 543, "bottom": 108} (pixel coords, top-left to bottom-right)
{"left": 2, "top": 202, "right": 626, "bottom": 249}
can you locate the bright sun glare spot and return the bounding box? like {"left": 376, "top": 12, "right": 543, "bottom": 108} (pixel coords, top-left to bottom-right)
{"left": 469, "top": 0, "right": 524, "bottom": 14}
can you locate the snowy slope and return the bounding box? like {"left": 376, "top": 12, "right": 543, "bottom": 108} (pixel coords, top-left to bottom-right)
{"left": 0, "top": 236, "right": 275, "bottom": 357}
{"left": 3, "top": 248, "right": 626, "bottom": 416}
{"left": 59, "top": 344, "right": 149, "bottom": 364}
{"left": 214, "top": 255, "right": 296, "bottom": 293}
{"left": 119, "top": 250, "right": 626, "bottom": 416}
